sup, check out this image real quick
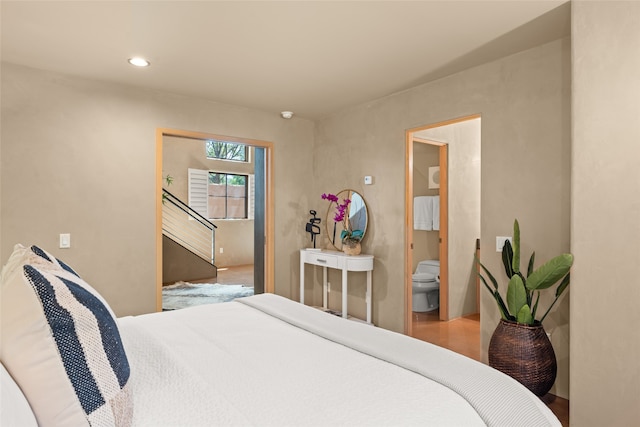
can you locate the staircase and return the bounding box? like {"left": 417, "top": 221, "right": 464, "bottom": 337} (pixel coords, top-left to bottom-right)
{"left": 162, "top": 189, "right": 217, "bottom": 283}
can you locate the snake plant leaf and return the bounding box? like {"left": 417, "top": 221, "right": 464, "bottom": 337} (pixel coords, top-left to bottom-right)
{"left": 507, "top": 274, "right": 527, "bottom": 318}
{"left": 477, "top": 272, "right": 494, "bottom": 294}
{"left": 501, "top": 240, "right": 514, "bottom": 278}
{"left": 512, "top": 219, "right": 521, "bottom": 274}
{"left": 477, "top": 272, "right": 512, "bottom": 320}
{"left": 556, "top": 273, "right": 571, "bottom": 297}
{"left": 539, "top": 274, "right": 572, "bottom": 323}
{"left": 524, "top": 272, "right": 533, "bottom": 307}
{"left": 527, "top": 254, "right": 574, "bottom": 291}
{"left": 531, "top": 292, "right": 540, "bottom": 319}
{"left": 517, "top": 304, "right": 533, "bottom": 325}
{"left": 476, "top": 257, "right": 500, "bottom": 291}
{"left": 527, "top": 252, "right": 536, "bottom": 278}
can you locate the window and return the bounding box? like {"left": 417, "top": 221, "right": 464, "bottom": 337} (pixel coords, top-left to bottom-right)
{"left": 206, "top": 140, "right": 247, "bottom": 162}
{"left": 208, "top": 173, "right": 248, "bottom": 219}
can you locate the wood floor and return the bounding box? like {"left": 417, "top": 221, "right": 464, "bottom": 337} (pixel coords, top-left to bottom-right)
{"left": 185, "top": 264, "right": 254, "bottom": 287}
{"left": 412, "top": 309, "right": 569, "bottom": 427}
{"left": 216, "top": 264, "right": 254, "bottom": 286}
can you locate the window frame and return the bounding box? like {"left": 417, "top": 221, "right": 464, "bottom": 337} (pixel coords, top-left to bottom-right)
{"left": 205, "top": 140, "right": 249, "bottom": 163}
{"left": 207, "top": 171, "right": 249, "bottom": 220}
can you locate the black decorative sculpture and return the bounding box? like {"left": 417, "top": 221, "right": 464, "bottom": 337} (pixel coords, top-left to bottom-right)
{"left": 305, "top": 210, "right": 322, "bottom": 248}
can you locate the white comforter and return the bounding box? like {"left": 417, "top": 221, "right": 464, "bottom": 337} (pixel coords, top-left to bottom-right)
{"left": 118, "top": 294, "right": 560, "bottom": 427}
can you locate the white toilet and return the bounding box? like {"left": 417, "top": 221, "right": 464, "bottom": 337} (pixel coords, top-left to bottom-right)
{"left": 412, "top": 260, "right": 440, "bottom": 312}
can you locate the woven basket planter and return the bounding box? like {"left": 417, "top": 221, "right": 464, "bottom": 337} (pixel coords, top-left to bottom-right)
{"left": 488, "top": 319, "right": 557, "bottom": 396}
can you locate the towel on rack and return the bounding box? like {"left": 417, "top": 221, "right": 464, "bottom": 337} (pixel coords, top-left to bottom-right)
{"left": 414, "top": 196, "right": 433, "bottom": 230}
{"left": 432, "top": 195, "right": 440, "bottom": 231}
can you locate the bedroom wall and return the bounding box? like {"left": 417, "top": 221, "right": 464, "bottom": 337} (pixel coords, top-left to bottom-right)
{"left": 0, "top": 62, "right": 315, "bottom": 316}
{"left": 313, "top": 38, "right": 571, "bottom": 398}
{"left": 571, "top": 2, "right": 640, "bottom": 425}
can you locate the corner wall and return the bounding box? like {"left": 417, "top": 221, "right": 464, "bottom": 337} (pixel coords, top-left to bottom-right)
{"left": 571, "top": 2, "right": 640, "bottom": 425}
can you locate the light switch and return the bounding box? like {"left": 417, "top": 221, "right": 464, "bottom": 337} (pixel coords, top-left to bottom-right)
{"left": 364, "top": 176, "right": 373, "bottom": 185}
{"left": 496, "top": 236, "right": 512, "bottom": 252}
{"left": 59, "top": 233, "right": 71, "bottom": 249}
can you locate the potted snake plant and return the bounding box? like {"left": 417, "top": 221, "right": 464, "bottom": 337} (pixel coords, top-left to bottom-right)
{"left": 477, "top": 219, "right": 573, "bottom": 396}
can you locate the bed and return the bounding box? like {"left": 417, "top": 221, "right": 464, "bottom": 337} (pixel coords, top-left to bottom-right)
{"left": 1, "top": 244, "right": 561, "bottom": 426}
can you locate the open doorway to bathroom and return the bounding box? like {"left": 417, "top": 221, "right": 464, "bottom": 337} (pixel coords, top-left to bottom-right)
{"left": 405, "top": 115, "right": 481, "bottom": 358}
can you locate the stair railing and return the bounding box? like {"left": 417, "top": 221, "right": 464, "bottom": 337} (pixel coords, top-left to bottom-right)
{"left": 162, "top": 188, "right": 217, "bottom": 264}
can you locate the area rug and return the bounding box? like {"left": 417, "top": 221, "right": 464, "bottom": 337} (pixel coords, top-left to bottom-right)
{"left": 162, "top": 282, "right": 255, "bottom": 310}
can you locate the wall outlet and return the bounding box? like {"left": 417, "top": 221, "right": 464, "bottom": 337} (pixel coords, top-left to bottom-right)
{"left": 219, "top": 247, "right": 224, "bottom": 254}
{"left": 496, "top": 236, "right": 512, "bottom": 252}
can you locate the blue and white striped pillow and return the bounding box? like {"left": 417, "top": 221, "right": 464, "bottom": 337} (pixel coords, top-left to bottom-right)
{"left": 29, "top": 244, "right": 80, "bottom": 277}
{"left": 24, "top": 265, "right": 132, "bottom": 425}
{"left": 0, "top": 245, "right": 133, "bottom": 426}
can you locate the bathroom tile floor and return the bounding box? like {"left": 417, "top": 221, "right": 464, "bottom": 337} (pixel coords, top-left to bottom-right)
{"left": 412, "top": 310, "right": 569, "bottom": 427}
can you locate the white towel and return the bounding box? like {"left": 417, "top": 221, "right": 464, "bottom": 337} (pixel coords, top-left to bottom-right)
{"left": 414, "top": 196, "right": 433, "bottom": 230}
{"left": 432, "top": 195, "right": 440, "bottom": 231}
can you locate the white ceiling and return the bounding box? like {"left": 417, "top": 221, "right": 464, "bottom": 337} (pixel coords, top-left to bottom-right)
{"left": 1, "top": 1, "right": 570, "bottom": 120}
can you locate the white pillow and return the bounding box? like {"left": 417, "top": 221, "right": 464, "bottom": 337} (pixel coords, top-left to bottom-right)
{"left": 0, "top": 244, "right": 133, "bottom": 427}
{"left": 0, "top": 362, "right": 37, "bottom": 427}
{"left": 0, "top": 244, "right": 78, "bottom": 284}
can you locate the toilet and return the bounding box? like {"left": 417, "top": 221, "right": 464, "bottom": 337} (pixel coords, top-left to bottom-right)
{"left": 412, "top": 260, "right": 440, "bottom": 312}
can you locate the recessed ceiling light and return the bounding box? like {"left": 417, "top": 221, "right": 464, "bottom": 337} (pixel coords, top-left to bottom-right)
{"left": 128, "top": 57, "right": 150, "bottom": 67}
{"left": 281, "top": 111, "right": 294, "bottom": 119}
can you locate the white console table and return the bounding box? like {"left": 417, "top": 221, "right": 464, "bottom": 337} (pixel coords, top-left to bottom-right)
{"left": 299, "top": 249, "right": 374, "bottom": 324}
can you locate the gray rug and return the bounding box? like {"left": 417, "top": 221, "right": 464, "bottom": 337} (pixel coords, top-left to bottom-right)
{"left": 162, "top": 282, "right": 254, "bottom": 310}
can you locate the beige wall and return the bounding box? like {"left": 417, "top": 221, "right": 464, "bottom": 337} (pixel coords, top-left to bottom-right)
{"left": 162, "top": 135, "right": 254, "bottom": 267}
{"left": 314, "top": 38, "right": 571, "bottom": 397}
{"left": 0, "top": 62, "right": 315, "bottom": 316}
{"left": 571, "top": 2, "right": 640, "bottom": 425}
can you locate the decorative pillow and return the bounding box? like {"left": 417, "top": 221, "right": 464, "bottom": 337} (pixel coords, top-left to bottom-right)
{"left": 0, "top": 244, "right": 78, "bottom": 284}
{"left": 29, "top": 244, "right": 80, "bottom": 277}
{"left": 0, "top": 244, "right": 133, "bottom": 426}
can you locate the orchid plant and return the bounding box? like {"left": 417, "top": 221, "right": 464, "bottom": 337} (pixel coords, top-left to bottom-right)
{"left": 321, "top": 193, "right": 363, "bottom": 244}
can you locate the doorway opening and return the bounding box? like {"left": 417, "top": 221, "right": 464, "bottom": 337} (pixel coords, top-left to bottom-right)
{"left": 405, "top": 115, "right": 481, "bottom": 345}
{"left": 155, "top": 128, "right": 274, "bottom": 312}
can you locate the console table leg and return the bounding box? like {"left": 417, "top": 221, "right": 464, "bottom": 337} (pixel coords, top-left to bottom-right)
{"left": 322, "top": 267, "right": 328, "bottom": 309}
{"left": 300, "top": 258, "right": 305, "bottom": 304}
{"left": 366, "top": 270, "right": 372, "bottom": 324}
{"left": 342, "top": 267, "right": 348, "bottom": 319}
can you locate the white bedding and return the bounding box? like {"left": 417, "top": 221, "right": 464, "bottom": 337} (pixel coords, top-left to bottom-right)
{"left": 118, "top": 294, "right": 560, "bottom": 427}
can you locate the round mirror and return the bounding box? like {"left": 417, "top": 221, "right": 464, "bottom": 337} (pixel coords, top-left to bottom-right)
{"left": 324, "top": 189, "right": 368, "bottom": 251}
